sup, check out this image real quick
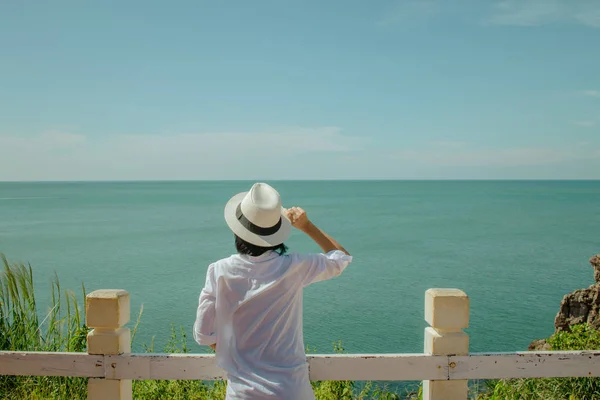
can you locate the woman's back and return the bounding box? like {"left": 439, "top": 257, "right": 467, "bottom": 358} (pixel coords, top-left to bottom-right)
{"left": 196, "top": 250, "right": 351, "bottom": 399}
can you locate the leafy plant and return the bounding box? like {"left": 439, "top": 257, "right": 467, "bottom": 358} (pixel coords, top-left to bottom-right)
{"left": 479, "top": 324, "right": 600, "bottom": 400}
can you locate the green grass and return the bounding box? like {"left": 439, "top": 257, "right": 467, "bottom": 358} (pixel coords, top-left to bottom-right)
{"left": 0, "top": 254, "right": 88, "bottom": 399}
{"left": 0, "top": 254, "right": 409, "bottom": 399}
{"left": 479, "top": 324, "right": 600, "bottom": 400}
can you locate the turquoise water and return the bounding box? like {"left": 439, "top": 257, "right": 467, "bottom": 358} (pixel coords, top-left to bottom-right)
{"left": 1, "top": 181, "right": 599, "bottom": 355}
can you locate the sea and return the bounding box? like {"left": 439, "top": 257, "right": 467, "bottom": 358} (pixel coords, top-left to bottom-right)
{"left": 1, "top": 180, "right": 599, "bottom": 358}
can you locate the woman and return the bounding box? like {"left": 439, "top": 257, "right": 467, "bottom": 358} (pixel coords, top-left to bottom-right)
{"left": 193, "top": 182, "right": 352, "bottom": 399}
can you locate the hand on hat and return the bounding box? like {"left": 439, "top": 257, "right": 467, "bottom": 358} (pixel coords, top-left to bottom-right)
{"left": 285, "top": 206, "right": 349, "bottom": 255}
{"left": 285, "top": 207, "right": 311, "bottom": 232}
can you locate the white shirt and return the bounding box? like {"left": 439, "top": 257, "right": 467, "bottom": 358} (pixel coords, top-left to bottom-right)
{"left": 193, "top": 250, "right": 352, "bottom": 400}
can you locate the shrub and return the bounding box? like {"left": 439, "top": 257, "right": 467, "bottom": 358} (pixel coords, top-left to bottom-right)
{"left": 480, "top": 324, "right": 600, "bottom": 400}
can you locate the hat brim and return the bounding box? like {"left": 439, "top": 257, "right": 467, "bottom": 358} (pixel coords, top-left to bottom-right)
{"left": 224, "top": 192, "right": 292, "bottom": 247}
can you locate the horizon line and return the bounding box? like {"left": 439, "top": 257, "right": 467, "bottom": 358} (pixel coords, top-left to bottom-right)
{"left": 1, "top": 178, "right": 600, "bottom": 183}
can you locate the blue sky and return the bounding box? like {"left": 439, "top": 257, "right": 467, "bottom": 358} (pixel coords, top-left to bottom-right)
{"left": 1, "top": 0, "right": 599, "bottom": 180}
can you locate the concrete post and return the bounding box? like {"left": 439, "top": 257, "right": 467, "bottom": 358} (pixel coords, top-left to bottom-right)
{"left": 86, "top": 289, "right": 132, "bottom": 400}
{"left": 423, "top": 288, "right": 470, "bottom": 400}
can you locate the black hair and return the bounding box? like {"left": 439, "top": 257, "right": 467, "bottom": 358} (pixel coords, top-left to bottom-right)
{"left": 234, "top": 235, "right": 288, "bottom": 257}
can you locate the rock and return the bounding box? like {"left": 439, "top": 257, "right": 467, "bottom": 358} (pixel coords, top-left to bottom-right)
{"left": 528, "top": 339, "right": 551, "bottom": 351}
{"left": 528, "top": 255, "right": 600, "bottom": 350}
{"left": 554, "top": 255, "right": 600, "bottom": 332}
{"left": 591, "top": 255, "right": 600, "bottom": 283}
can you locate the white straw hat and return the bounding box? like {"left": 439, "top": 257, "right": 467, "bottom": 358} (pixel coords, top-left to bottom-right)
{"left": 224, "top": 183, "right": 292, "bottom": 247}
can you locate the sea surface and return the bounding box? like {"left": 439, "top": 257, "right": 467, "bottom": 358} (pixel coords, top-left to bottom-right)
{"left": 1, "top": 181, "right": 599, "bottom": 356}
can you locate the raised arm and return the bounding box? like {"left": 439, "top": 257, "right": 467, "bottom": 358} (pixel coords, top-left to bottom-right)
{"left": 286, "top": 207, "right": 350, "bottom": 256}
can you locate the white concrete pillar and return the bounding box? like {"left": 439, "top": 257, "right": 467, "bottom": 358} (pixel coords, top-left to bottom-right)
{"left": 423, "top": 288, "right": 469, "bottom": 400}
{"left": 86, "top": 289, "right": 132, "bottom": 400}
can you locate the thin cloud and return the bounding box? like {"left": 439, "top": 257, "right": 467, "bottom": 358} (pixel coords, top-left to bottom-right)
{"left": 485, "top": 0, "right": 600, "bottom": 28}
{"left": 40, "top": 131, "right": 86, "bottom": 146}
{"left": 113, "top": 127, "right": 361, "bottom": 155}
{"left": 583, "top": 90, "right": 600, "bottom": 97}
{"left": 391, "top": 144, "right": 600, "bottom": 167}
{"left": 377, "top": 0, "right": 600, "bottom": 28}
{"left": 575, "top": 121, "right": 597, "bottom": 128}
{"left": 0, "top": 128, "right": 366, "bottom": 181}
{"left": 574, "top": 7, "right": 600, "bottom": 28}
{"left": 1, "top": 130, "right": 599, "bottom": 180}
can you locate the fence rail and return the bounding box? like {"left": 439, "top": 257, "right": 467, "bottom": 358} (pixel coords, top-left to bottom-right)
{"left": 2, "top": 350, "right": 600, "bottom": 381}
{"left": 1, "top": 288, "right": 595, "bottom": 400}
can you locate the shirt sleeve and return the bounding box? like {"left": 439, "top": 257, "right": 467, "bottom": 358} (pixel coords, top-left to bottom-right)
{"left": 193, "top": 264, "right": 217, "bottom": 346}
{"left": 297, "top": 250, "right": 353, "bottom": 287}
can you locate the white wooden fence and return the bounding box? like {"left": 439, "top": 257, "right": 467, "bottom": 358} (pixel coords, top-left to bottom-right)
{"left": 1, "top": 288, "right": 599, "bottom": 400}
